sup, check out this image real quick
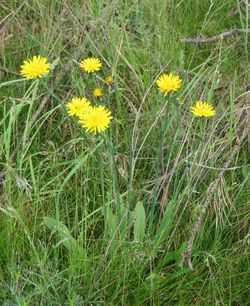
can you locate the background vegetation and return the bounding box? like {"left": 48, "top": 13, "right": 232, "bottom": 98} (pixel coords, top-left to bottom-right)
{"left": 0, "top": 0, "right": 249, "bottom": 305}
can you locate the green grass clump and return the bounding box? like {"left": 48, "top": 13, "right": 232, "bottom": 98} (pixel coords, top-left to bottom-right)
{"left": 0, "top": 1, "right": 249, "bottom": 305}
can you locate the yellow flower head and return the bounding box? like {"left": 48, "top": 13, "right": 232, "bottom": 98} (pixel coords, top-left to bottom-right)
{"left": 177, "top": 98, "right": 184, "bottom": 106}
{"left": 93, "top": 88, "right": 103, "bottom": 97}
{"left": 79, "top": 105, "right": 112, "bottom": 134}
{"left": 105, "top": 76, "right": 113, "bottom": 84}
{"left": 190, "top": 101, "right": 216, "bottom": 117}
{"left": 79, "top": 57, "right": 102, "bottom": 73}
{"left": 156, "top": 74, "right": 182, "bottom": 96}
{"left": 20, "top": 55, "right": 50, "bottom": 79}
{"left": 66, "top": 97, "right": 91, "bottom": 117}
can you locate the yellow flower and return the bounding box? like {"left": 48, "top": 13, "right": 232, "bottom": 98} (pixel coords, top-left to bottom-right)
{"left": 66, "top": 97, "right": 91, "bottom": 117}
{"left": 156, "top": 74, "right": 181, "bottom": 96}
{"left": 79, "top": 105, "right": 112, "bottom": 134}
{"left": 190, "top": 101, "right": 216, "bottom": 117}
{"left": 79, "top": 57, "right": 102, "bottom": 73}
{"left": 93, "top": 88, "right": 103, "bottom": 97}
{"left": 177, "top": 98, "right": 184, "bottom": 105}
{"left": 105, "top": 76, "right": 113, "bottom": 84}
{"left": 20, "top": 55, "right": 50, "bottom": 79}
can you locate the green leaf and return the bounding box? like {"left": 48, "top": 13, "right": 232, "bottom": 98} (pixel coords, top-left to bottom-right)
{"left": 145, "top": 273, "right": 165, "bottom": 291}
{"left": 44, "top": 217, "right": 75, "bottom": 251}
{"left": 242, "top": 166, "right": 250, "bottom": 184}
{"left": 103, "top": 207, "right": 119, "bottom": 252}
{"left": 0, "top": 78, "right": 26, "bottom": 89}
{"left": 104, "top": 207, "right": 118, "bottom": 239}
{"left": 133, "top": 201, "right": 146, "bottom": 242}
{"left": 117, "top": 195, "right": 128, "bottom": 238}
{"left": 44, "top": 217, "right": 88, "bottom": 271}
{"left": 154, "top": 200, "right": 175, "bottom": 245}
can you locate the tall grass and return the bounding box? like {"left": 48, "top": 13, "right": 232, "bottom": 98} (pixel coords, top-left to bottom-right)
{"left": 0, "top": 0, "right": 249, "bottom": 304}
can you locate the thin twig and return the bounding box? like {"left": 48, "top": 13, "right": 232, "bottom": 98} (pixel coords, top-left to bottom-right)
{"left": 183, "top": 160, "right": 248, "bottom": 171}
{"left": 182, "top": 28, "right": 250, "bottom": 44}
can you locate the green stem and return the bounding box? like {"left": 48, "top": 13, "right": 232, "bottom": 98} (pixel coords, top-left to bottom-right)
{"left": 148, "top": 97, "right": 177, "bottom": 230}
{"left": 55, "top": 139, "right": 104, "bottom": 221}
{"left": 18, "top": 80, "right": 40, "bottom": 168}
{"left": 0, "top": 78, "right": 26, "bottom": 89}
{"left": 199, "top": 118, "right": 207, "bottom": 143}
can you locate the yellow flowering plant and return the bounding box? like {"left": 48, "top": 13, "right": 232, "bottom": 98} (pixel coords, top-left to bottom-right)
{"left": 79, "top": 57, "right": 102, "bottom": 74}
{"left": 78, "top": 105, "right": 112, "bottom": 135}
{"left": 93, "top": 88, "right": 103, "bottom": 98}
{"left": 66, "top": 97, "right": 92, "bottom": 117}
{"left": 20, "top": 55, "right": 50, "bottom": 79}
{"left": 190, "top": 101, "right": 216, "bottom": 117}
{"left": 156, "top": 74, "right": 182, "bottom": 96}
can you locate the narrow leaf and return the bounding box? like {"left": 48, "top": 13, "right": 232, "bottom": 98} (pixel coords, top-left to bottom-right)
{"left": 43, "top": 217, "right": 88, "bottom": 268}
{"left": 154, "top": 201, "right": 175, "bottom": 245}
{"left": 134, "top": 201, "right": 146, "bottom": 242}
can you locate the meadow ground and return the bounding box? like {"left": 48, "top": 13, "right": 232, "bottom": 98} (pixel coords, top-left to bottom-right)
{"left": 0, "top": 1, "right": 250, "bottom": 305}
